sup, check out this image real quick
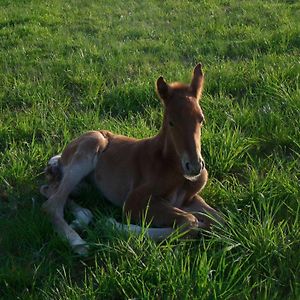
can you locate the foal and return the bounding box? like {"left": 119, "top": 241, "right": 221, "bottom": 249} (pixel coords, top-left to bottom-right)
{"left": 41, "top": 64, "right": 222, "bottom": 254}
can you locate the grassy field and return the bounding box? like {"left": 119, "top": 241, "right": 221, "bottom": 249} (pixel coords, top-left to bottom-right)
{"left": 0, "top": 0, "right": 300, "bottom": 299}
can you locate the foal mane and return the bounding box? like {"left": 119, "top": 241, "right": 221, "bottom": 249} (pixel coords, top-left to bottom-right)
{"left": 169, "top": 82, "right": 190, "bottom": 92}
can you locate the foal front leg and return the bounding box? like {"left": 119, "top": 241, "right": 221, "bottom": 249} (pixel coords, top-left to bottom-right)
{"left": 123, "top": 185, "right": 200, "bottom": 236}
{"left": 182, "top": 194, "right": 224, "bottom": 228}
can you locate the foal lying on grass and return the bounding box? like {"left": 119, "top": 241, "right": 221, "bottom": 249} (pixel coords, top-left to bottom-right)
{"left": 40, "top": 64, "right": 223, "bottom": 255}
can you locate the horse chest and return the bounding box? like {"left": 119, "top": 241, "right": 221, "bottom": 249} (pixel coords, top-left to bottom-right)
{"left": 168, "top": 188, "right": 186, "bottom": 208}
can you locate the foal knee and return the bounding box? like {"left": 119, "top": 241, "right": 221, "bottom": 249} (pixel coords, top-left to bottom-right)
{"left": 41, "top": 194, "right": 64, "bottom": 219}
{"left": 176, "top": 213, "right": 200, "bottom": 237}
{"left": 177, "top": 213, "right": 199, "bottom": 228}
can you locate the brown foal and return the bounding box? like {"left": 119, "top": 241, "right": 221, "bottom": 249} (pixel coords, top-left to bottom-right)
{"left": 40, "top": 64, "right": 222, "bottom": 254}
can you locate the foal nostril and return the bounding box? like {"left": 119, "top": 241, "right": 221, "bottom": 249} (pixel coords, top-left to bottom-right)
{"left": 185, "top": 162, "right": 190, "bottom": 171}
{"left": 200, "top": 160, "right": 205, "bottom": 170}
{"left": 184, "top": 159, "right": 205, "bottom": 175}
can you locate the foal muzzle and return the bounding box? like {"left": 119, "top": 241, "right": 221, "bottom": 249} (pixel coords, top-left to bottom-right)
{"left": 182, "top": 159, "right": 205, "bottom": 181}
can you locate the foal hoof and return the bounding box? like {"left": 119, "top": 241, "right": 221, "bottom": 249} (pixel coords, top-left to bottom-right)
{"left": 70, "top": 237, "right": 89, "bottom": 256}
{"left": 71, "top": 208, "right": 93, "bottom": 230}
{"left": 196, "top": 211, "right": 225, "bottom": 231}
{"left": 72, "top": 243, "right": 89, "bottom": 256}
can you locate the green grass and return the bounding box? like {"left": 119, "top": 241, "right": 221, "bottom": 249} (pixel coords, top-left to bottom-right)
{"left": 0, "top": 0, "right": 299, "bottom": 299}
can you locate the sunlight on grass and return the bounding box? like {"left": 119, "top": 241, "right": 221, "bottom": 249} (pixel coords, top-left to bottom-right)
{"left": 0, "top": 0, "right": 299, "bottom": 299}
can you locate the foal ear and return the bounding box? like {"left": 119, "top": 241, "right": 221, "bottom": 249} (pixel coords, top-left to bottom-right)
{"left": 190, "top": 63, "right": 204, "bottom": 100}
{"left": 156, "top": 76, "right": 169, "bottom": 102}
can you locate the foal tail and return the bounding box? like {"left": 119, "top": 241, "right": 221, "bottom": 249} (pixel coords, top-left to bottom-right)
{"left": 40, "top": 154, "right": 63, "bottom": 198}
{"left": 44, "top": 154, "right": 63, "bottom": 183}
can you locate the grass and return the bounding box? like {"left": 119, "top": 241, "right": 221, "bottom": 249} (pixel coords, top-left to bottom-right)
{"left": 0, "top": 0, "right": 299, "bottom": 299}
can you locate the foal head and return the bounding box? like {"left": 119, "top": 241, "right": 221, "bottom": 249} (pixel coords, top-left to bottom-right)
{"left": 156, "top": 64, "right": 205, "bottom": 181}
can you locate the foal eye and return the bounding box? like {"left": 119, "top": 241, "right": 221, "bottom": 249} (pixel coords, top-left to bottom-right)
{"left": 169, "top": 121, "right": 174, "bottom": 127}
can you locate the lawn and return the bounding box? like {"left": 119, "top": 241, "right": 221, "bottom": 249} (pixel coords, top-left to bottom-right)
{"left": 0, "top": 0, "right": 299, "bottom": 299}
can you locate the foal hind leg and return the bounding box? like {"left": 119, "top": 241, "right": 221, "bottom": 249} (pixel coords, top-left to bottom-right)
{"left": 41, "top": 184, "right": 93, "bottom": 230}
{"left": 40, "top": 157, "right": 93, "bottom": 231}
{"left": 40, "top": 183, "right": 59, "bottom": 199}
{"left": 68, "top": 199, "right": 93, "bottom": 230}
{"left": 41, "top": 184, "right": 93, "bottom": 231}
{"left": 42, "top": 163, "right": 93, "bottom": 254}
{"left": 42, "top": 131, "right": 108, "bottom": 254}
